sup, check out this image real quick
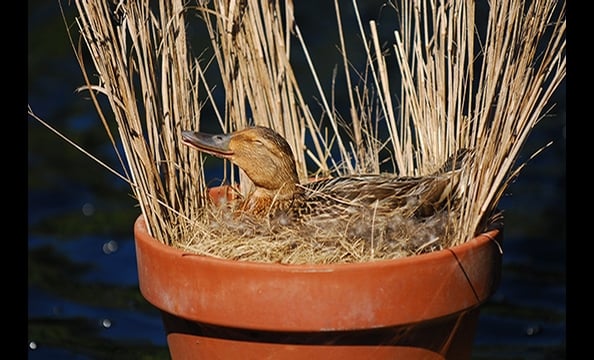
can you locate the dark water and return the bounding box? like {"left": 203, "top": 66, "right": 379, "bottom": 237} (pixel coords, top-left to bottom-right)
{"left": 28, "top": 1, "right": 565, "bottom": 359}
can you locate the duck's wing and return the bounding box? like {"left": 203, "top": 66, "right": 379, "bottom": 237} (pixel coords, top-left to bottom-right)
{"left": 298, "top": 149, "right": 472, "bottom": 218}
{"left": 432, "top": 148, "right": 473, "bottom": 174}
{"left": 301, "top": 173, "right": 459, "bottom": 217}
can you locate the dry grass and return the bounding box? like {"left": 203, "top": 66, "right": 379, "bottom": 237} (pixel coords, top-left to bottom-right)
{"left": 29, "top": 0, "right": 565, "bottom": 263}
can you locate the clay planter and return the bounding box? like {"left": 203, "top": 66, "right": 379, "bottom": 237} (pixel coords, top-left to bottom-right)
{"left": 134, "top": 188, "right": 502, "bottom": 359}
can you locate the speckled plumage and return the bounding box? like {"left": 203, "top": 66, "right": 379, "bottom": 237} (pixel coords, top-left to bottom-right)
{"left": 182, "top": 126, "right": 470, "bottom": 250}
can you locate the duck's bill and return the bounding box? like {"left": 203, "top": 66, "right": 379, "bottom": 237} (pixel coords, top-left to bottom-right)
{"left": 181, "top": 131, "right": 234, "bottom": 158}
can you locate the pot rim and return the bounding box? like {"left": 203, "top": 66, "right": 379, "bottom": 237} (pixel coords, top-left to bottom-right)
{"left": 134, "top": 214, "right": 501, "bottom": 270}
{"left": 134, "top": 213, "right": 502, "bottom": 331}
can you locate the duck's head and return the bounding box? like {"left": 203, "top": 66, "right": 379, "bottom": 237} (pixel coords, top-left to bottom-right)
{"left": 181, "top": 126, "right": 300, "bottom": 197}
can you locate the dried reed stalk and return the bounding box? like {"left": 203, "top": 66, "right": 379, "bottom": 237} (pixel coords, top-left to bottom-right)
{"left": 329, "top": 0, "right": 565, "bottom": 247}
{"left": 30, "top": 0, "right": 565, "bottom": 262}
{"left": 68, "top": 0, "right": 207, "bottom": 243}
{"left": 193, "top": 0, "right": 336, "bottom": 188}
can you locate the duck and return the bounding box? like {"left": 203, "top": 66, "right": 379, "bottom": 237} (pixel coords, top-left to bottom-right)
{"left": 181, "top": 126, "right": 303, "bottom": 217}
{"left": 181, "top": 126, "right": 470, "bottom": 229}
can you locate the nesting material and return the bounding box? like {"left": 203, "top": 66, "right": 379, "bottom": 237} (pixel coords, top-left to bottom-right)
{"left": 172, "top": 181, "right": 471, "bottom": 264}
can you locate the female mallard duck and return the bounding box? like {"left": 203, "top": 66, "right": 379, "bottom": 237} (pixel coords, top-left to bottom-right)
{"left": 181, "top": 126, "right": 469, "bottom": 230}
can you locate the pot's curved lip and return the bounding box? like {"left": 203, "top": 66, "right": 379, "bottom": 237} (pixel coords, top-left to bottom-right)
{"left": 134, "top": 214, "right": 501, "bottom": 271}
{"left": 134, "top": 212, "right": 503, "bottom": 331}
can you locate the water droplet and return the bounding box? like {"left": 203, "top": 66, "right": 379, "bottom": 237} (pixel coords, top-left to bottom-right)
{"left": 101, "top": 318, "right": 112, "bottom": 328}
{"left": 525, "top": 325, "right": 542, "bottom": 336}
{"left": 102, "top": 240, "right": 119, "bottom": 254}
{"left": 82, "top": 203, "right": 95, "bottom": 216}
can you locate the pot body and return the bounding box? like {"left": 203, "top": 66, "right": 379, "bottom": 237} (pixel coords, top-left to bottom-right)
{"left": 134, "top": 194, "right": 502, "bottom": 359}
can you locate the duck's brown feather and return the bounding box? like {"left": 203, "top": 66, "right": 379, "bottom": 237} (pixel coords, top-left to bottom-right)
{"left": 182, "top": 126, "right": 470, "bottom": 224}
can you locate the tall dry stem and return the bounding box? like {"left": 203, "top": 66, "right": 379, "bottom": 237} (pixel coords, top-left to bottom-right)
{"left": 31, "top": 0, "right": 564, "bottom": 259}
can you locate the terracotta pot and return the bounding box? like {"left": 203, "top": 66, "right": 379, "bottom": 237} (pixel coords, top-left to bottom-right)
{"left": 134, "top": 187, "right": 502, "bottom": 359}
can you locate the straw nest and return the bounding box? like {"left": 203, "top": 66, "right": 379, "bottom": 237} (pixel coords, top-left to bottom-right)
{"left": 172, "top": 185, "right": 482, "bottom": 264}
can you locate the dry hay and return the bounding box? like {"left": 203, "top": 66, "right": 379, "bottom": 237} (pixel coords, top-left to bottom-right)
{"left": 169, "top": 181, "right": 503, "bottom": 264}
